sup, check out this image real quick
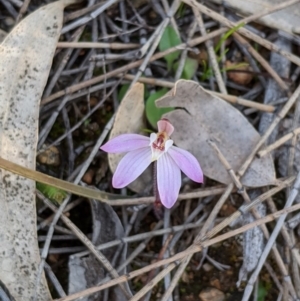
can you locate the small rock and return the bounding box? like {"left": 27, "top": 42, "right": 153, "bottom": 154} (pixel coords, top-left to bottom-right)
{"left": 226, "top": 61, "right": 253, "bottom": 85}
{"left": 199, "top": 287, "right": 225, "bottom": 301}
{"left": 37, "top": 146, "right": 60, "bottom": 166}
{"left": 4, "top": 17, "right": 15, "bottom": 27}
{"left": 82, "top": 169, "right": 95, "bottom": 184}
{"left": 95, "top": 159, "right": 108, "bottom": 184}
{"left": 182, "top": 294, "right": 197, "bottom": 301}
{"left": 48, "top": 254, "right": 59, "bottom": 264}
{"left": 210, "top": 278, "right": 221, "bottom": 290}
{"left": 189, "top": 48, "right": 208, "bottom": 64}
{"left": 89, "top": 96, "right": 98, "bottom": 107}
{"left": 82, "top": 122, "right": 99, "bottom": 136}
{"left": 181, "top": 271, "right": 190, "bottom": 283}
{"left": 203, "top": 263, "right": 213, "bottom": 272}
{"left": 226, "top": 269, "right": 234, "bottom": 276}
{"left": 220, "top": 203, "right": 236, "bottom": 216}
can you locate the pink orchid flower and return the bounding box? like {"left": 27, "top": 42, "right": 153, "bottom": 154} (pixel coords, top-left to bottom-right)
{"left": 100, "top": 119, "right": 203, "bottom": 208}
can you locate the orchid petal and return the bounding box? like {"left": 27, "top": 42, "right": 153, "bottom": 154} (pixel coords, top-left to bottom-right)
{"left": 100, "top": 134, "right": 150, "bottom": 153}
{"left": 150, "top": 133, "right": 157, "bottom": 145}
{"left": 157, "top": 119, "right": 174, "bottom": 136}
{"left": 157, "top": 154, "right": 181, "bottom": 208}
{"left": 168, "top": 146, "right": 203, "bottom": 183}
{"left": 165, "top": 139, "right": 173, "bottom": 152}
{"left": 112, "top": 147, "right": 152, "bottom": 188}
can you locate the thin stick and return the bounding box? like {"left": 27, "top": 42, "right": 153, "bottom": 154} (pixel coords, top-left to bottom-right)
{"left": 161, "top": 178, "right": 293, "bottom": 300}
{"left": 61, "top": 0, "right": 120, "bottom": 34}
{"left": 41, "top": 27, "right": 227, "bottom": 105}
{"left": 120, "top": 73, "right": 275, "bottom": 112}
{"left": 193, "top": 7, "right": 227, "bottom": 94}
{"left": 44, "top": 262, "right": 66, "bottom": 297}
{"left": 34, "top": 115, "right": 116, "bottom": 300}
{"left": 208, "top": 140, "right": 298, "bottom": 298}
{"left": 219, "top": 4, "right": 227, "bottom": 85}
{"left": 161, "top": 255, "right": 191, "bottom": 301}
{"left": 131, "top": 264, "right": 177, "bottom": 301}
{"left": 238, "top": 83, "right": 300, "bottom": 178}
{"left": 96, "top": 220, "right": 163, "bottom": 289}
{"left": 75, "top": 221, "right": 204, "bottom": 257}
{"left": 44, "top": 26, "right": 85, "bottom": 98}
{"left": 290, "top": 231, "right": 300, "bottom": 297}
{"left": 131, "top": 234, "right": 174, "bottom": 301}
{"left": 129, "top": 0, "right": 180, "bottom": 89}
{"left": 56, "top": 41, "right": 140, "bottom": 49}
{"left": 38, "top": 80, "right": 122, "bottom": 155}
{"left": 161, "top": 136, "right": 293, "bottom": 300}
{"left": 162, "top": 210, "right": 209, "bottom": 300}
{"left": 204, "top": 177, "right": 294, "bottom": 240}
{"left": 234, "top": 37, "right": 266, "bottom": 88}
{"left": 258, "top": 127, "right": 300, "bottom": 158}
{"left": 16, "top": 0, "right": 31, "bottom": 22}
{"left": 162, "top": 183, "right": 232, "bottom": 301}
{"left": 54, "top": 199, "right": 300, "bottom": 301}
{"left": 174, "top": 20, "right": 197, "bottom": 81}
{"left": 182, "top": 0, "right": 300, "bottom": 66}
{"left": 38, "top": 192, "right": 132, "bottom": 298}
{"left": 39, "top": 45, "right": 91, "bottom": 148}
{"left": 264, "top": 262, "right": 283, "bottom": 293}
{"left": 163, "top": 87, "right": 300, "bottom": 300}
{"left": 242, "top": 172, "right": 300, "bottom": 301}
{"left": 64, "top": 2, "right": 103, "bottom": 22}
{"left": 233, "top": 32, "right": 289, "bottom": 92}
{"left": 161, "top": 0, "right": 179, "bottom": 35}
{"left": 0, "top": 154, "right": 228, "bottom": 204}
{"left": 287, "top": 92, "right": 300, "bottom": 184}
{"left": 0, "top": 156, "right": 121, "bottom": 201}
{"left": 8, "top": 0, "right": 22, "bottom": 7}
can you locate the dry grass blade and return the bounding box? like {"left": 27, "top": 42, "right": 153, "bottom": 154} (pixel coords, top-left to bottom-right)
{"left": 0, "top": 156, "right": 228, "bottom": 205}
{"left": 0, "top": 157, "right": 123, "bottom": 202}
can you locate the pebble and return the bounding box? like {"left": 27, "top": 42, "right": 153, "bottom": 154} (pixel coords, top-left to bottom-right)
{"left": 199, "top": 287, "right": 225, "bottom": 301}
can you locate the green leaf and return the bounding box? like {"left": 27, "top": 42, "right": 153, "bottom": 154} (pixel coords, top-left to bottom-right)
{"left": 118, "top": 84, "right": 130, "bottom": 102}
{"left": 182, "top": 58, "right": 198, "bottom": 79}
{"left": 36, "top": 182, "right": 67, "bottom": 205}
{"left": 176, "top": 3, "right": 186, "bottom": 18}
{"left": 222, "top": 62, "right": 249, "bottom": 72}
{"left": 257, "top": 282, "right": 268, "bottom": 301}
{"left": 200, "top": 60, "right": 213, "bottom": 81}
{"left": 83, "top": 118, "right": 91, "bottom": 126}
{"left": 174, "top": 57, "right": 199, "bottom": 80}
{"left": 159, "top": 26, "right": 182, "bottom": 70}
{"left": 214, "top": 22, "right": 245, "bottom": 53}
{"left": 146, "top": 88, "right": 174, "bottom": 128}
{"left": 118, "top": 83, "right": 150, "bottom": 102}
